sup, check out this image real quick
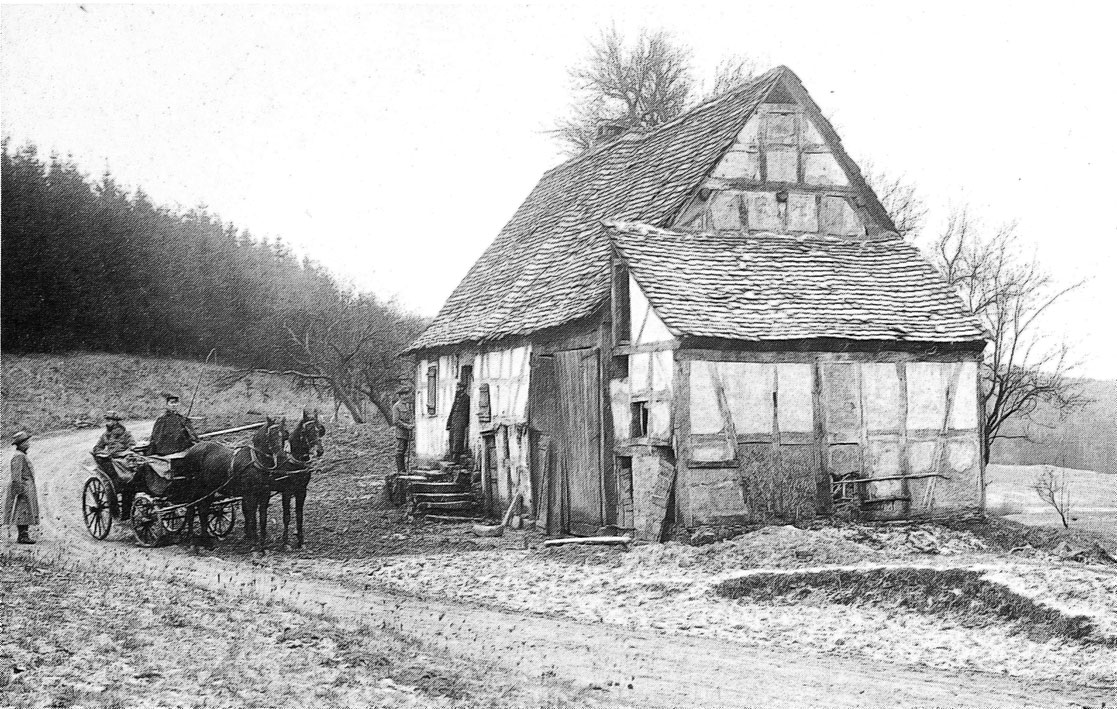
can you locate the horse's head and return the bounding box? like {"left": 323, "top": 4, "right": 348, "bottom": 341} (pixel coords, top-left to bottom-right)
{"left": 254, "top": 416, "right": 288, "bottom": 462}
{"left": 292, "top": 411, "right": 325, "bottom": 461}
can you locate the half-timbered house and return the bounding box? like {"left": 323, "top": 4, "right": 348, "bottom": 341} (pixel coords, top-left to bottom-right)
{"left": 403, "top": 66, "right": 987, "bottom": 538}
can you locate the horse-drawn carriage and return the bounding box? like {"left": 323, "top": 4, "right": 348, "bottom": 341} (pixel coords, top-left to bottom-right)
{"left": 80, "top": 416, "right": 324, "bottom": 550}
{"left": 81, "top": 434, "right": 245, "bottom": 546}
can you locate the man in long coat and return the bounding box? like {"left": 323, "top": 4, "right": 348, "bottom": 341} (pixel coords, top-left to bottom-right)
{"left": 445, "top": 381, "right": 470, "bottom": 463}
{"left": 4, "top": 430, "right": 39, "bottom": 544}
{"left": 149, "top": 393, "right": 199, "bottom": 456}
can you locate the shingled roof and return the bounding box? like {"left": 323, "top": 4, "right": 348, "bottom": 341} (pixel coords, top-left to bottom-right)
{"left": 607, "top": 221, "right": 987, "bottom": 345}
{"left": 406, "top": 66, "right": 894, "bottom": 353}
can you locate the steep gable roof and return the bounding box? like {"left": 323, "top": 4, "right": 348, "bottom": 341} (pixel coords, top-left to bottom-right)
{"left": 406, "top": 66, "right": 893, "bottom": 353}
{"left": 607, "top": 221, "right": 986, "bottom": 345}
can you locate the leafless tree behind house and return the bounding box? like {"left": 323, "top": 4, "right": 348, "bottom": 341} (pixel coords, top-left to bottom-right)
{"left": 929, "top": 209, "right": 1088, "bottom": 464}
{"left": 552, "top": 27, "right": 694, "bottom": 155}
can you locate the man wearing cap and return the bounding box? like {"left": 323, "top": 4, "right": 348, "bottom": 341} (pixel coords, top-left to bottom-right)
{"left": 392, "top": 387, "right": 414, "bottom": 474}
{"left": 4, "top": 431, "right": 39, "bottom": 544}
{"left": 149, "top": 393, "right": 199, "bottom": 456}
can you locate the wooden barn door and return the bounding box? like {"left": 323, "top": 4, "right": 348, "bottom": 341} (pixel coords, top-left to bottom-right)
{"left": 554, "top": 348, "right": 604, "bottom": 535}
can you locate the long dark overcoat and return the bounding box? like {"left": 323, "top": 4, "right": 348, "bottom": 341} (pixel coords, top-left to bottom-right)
{"left": 149, "top": 412, "right": 198, "bottom": 455}
{"left": 3, "top": 450, "right": 40, "bottom": 526}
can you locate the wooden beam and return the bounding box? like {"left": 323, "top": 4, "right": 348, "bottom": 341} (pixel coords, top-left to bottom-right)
{"left": 198, "top": 422, "right": 265, "bottom": 439}
{"left": 703, "top": 178, "right": 862, "bottom": 196}
{"left": 542, "top": 536, "right": 631, "bottom": 547}
{"left": 677, "top": 346, "right": 984, "bottom": 362}
{"left": 612, "top": 341, "right": 680, "bottom": 356}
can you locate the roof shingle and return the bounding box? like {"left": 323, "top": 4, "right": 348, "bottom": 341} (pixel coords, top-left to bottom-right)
{"left": 406, "top": 66, "right": 900, "bottom": 353}
{"left": 607, "top": 221, "right": 986, "bottom": 344}
{"left": 406, "top": 68, "right": 790, "bottom": 352}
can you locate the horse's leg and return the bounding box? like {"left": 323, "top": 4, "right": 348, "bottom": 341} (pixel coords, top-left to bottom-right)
{"left": 294, "top": 485, "right": 307, "bottom": 550}
{"left": 254, "top": 494, "right": 269, "bottom": 556}
{"left": 281, "top": 491, "right": 293, "bottom": 551}
{"left": 193, "top": 500, "right": 210, "bottom": 552}
{"left": 242, "top": 496, "right": 258, "bottom": 543}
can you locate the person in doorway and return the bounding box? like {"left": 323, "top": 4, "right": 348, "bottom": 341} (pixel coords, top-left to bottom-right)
{"left": 149, "top": 393, "right": 199, "bottom": 456}
{"left": 4, "top": 431, "right": 39, "bottom": 544}
{"left": 445, "top": 380, "right": 470, "bottom": 463}
{"left": 392, "top": 387, "right": 414, "bottom": 474}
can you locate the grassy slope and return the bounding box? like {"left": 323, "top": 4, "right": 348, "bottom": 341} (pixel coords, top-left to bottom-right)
{"left": 0, "top": 351, "right": 349, "bottom": 437}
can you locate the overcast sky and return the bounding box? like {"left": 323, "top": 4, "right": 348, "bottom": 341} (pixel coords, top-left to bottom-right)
{"left": 2, "top": 2, "right": 1115, "bottom": 378}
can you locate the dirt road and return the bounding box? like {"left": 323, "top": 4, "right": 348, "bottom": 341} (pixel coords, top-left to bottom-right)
{"left": 8, "top": 428, "right": 1109, "bottom": 708}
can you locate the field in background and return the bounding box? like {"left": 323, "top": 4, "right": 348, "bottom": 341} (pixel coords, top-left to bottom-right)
{"left": 991, "top": 378, "right": 1117, "bottom": 475}
{"left": 986, "top": 463, "right": 1117, "bottom": 538}
{"left": 0, "top": 352, "right": 350, "bottom": 437}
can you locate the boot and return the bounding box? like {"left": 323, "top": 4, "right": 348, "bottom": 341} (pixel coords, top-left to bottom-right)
{"left": 17, "top": 530, "right": 35, "bottom": 545}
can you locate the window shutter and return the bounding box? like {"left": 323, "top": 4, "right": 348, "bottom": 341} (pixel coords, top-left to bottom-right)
{"left": 478, "top": 383, "right": 491, "bottom": 423}
{"left": 426, "top": 365, "right": 438, "bottom": 416}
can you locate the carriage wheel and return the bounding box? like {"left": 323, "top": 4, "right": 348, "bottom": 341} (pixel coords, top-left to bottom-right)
{"left": 207, "top": 502, "right": 236, "bottom": 539}
{"left": 130, "top": 494, "right": 164, "bottom": 547}
{"left": 82, "top": 476, "right": 114, "bottom": 540}
{"left": 161, "top": 505, "right": 188, "bottom": 536}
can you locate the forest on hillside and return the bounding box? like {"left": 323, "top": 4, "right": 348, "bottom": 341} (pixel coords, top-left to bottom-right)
{"left": 1, "top": 139, "right": 426, "bottom": 421}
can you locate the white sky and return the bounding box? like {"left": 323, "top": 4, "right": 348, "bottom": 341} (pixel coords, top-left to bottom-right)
{"left": 2, "top": 2, "right": 1115, "bottom": 378}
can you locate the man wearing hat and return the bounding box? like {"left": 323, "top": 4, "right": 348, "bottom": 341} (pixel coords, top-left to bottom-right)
{"left": 392, "top": 386, "right": 414, "bottom": 474}
{"left": 4, "top": 431, "right": 39, "bottom": 544}
{"left": 91, "top": 412, "right": 140, "bottom": 516}
{"left": 149, "top": 393, "right": 199, "bottom": 456}
{"left": 91, "top": 411, "right": 136, "bottom": 458}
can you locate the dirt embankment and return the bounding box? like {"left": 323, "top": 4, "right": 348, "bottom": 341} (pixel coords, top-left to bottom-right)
{"left": 1, "top": 351, "right": 339, "bottom": 439}
{"left": 2, "top": 426, "right": 1114, "bottom": 709}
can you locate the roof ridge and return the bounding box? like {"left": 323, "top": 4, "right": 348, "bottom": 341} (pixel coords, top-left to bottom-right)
{"left": 543, "top": 66, "right": 787, "bottom": 178}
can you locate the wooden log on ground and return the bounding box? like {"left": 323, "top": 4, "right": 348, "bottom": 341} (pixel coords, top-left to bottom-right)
{"left": 541, "top": 536, "right": 632, "bottom": 547}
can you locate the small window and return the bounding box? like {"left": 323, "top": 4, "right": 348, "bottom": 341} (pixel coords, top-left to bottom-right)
{"left": 426, "top": 365, "right": 438, "bottom": 416}
{"left": 477, "top": 383, "right": 492, "bottom": 423}
{"left": 631, "top": 401, "right": 649, "bottom": 438}
{"left": 613, "top": 354, "right": 630, "bottom": 380}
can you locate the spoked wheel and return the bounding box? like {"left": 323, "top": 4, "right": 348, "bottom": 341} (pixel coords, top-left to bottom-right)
{"left": 161, "top": 505, "right": 189, "bottom": 536}
{"left": 130, "top": 494, "right": 164, "bottom": 547}
{"left": 207, "top": 502, "right": 236, "bottom": 539}
{"left": 82, "top": 476, "right": 114, "bottom": 540}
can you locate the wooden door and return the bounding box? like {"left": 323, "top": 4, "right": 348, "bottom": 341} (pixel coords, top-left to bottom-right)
{"left": 554, "top": 348, "right": 604, "bottom": 534}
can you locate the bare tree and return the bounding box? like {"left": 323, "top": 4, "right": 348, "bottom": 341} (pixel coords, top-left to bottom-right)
{"left": 553, "top": 27, "right": 694, "bottom": 154}
{"left": 1032, "top": 465, "right": 1073, "bottom": 528}
{"left": 224, "top": 295, "right": 425, "bottom": 425}
{"left": 928, "top": 209, "right": 1088, "bottom": 463}
{"left": 862, "top": 165, "right": 928, "bottom": 239}
{"left": 700, "top": 55, "right": 761, "bottom": 102}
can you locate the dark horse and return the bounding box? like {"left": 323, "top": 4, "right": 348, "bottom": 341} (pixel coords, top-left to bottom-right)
{"left": 273, "top": 412, "right": 325, "bottom": 550}
{"left": 179, "top": 417, "right": 287, "bottom": 554}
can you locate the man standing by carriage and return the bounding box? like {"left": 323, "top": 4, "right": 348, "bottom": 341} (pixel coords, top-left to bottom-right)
{"left": 149, "top": 393, "right": 199, "bottom": 456}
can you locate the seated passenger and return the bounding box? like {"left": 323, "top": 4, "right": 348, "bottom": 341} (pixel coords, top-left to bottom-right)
{"left": 91, "top": 411, "right": 136, "bottom": 458}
